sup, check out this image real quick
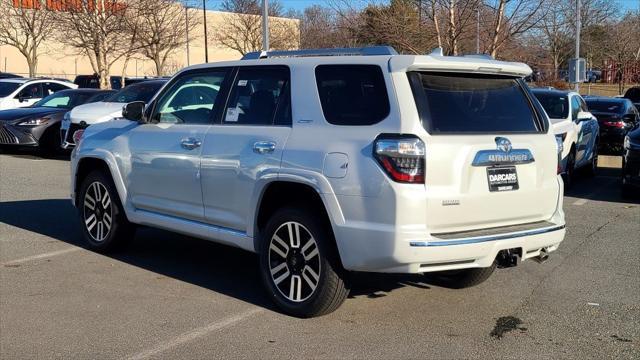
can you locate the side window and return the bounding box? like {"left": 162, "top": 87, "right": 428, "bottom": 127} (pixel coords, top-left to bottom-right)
{"left": 153, "top": 70, "right": 227, "bottom": 124}
{"left": 571, "top": 96, "right": 580, "bottom": 121}
{"left": 17, "top": 83, "right": 43, "bottom": 99}
{"left": 42, "top": 82, "right": 66, "bottom": 96}
{"left": 223, "top": 66, "right": 290, "bottom": 126}
{"left": 315, "top": 65, "right": 390, "bottom": 125}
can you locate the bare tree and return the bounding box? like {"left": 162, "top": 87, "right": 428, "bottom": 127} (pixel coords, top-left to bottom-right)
{"left": 215, "top": 0, "right": 299, "bottom": 55}
{"left": 538, "top": 0, "right": 572, "bottom": 78}
{"left": 439, "top": 0, "right": 478, "bottom": 55}
{"left": 485, "top": 0, "right": 548, "bottom": 58}
{"left": 357, "top": 0, "right": 430, "bottom": 54}
{"left": 605, "top": 14, "right": 639, "bottom": 93}
{"left": 427, "top": 0, "right": 443, "bottom": 48}
{"left": 298, "top": 5, "right": 340, "bottom": 49}
{"left": 0, "top": 0, "right": 55, "bottom": 76}
{"left": 130, "top": 0, "right": 199, "bottom": 76}
{"left": 52, "top": 0, "right": 134, "bottom": 88}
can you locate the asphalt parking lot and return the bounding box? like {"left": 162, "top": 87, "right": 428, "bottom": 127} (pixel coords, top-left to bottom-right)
{"left": 1, "top": 152, "right": 638, "bottom": 359}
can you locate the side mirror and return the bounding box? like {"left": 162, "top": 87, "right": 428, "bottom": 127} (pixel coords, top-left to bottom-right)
{"left": 18, "top": 96, "right": 27, "bottom": 103}
{"left": 122, "top": 101, "right": 146, "bottom": 123}
{"left": 576, "top": 111, "right": 591, "bottom": 122}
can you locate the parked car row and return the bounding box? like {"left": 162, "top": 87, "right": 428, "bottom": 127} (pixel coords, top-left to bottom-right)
{"left": 73, "top": 74, "right": 169, "bottom": 90}
{"left": 0, "top": 89, "right": 112, "bottom": 153}
{"left": 0, "top": 76, "right": 168, "bottom": 154}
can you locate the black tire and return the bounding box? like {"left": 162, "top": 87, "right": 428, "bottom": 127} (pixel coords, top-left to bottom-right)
{"left": 259, "top": 207, "right": 349, "bottom": 318}
{"left": 38, "top": 126, "right": 61, "bottom": 157}
{"left": 585, "top": 145, "right": 598, "bottom": 177}
{"left": 434, "top": 262, "right": 497, "bottom": 289}
{"left": 78, "top": 170, "right": 135, "bottom": 252}
{"left": 562, "top": 150, "right": 576, "bottom": 188}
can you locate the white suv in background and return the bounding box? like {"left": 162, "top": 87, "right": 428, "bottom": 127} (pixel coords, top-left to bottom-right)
{"left": 532, "top": 89, "right": 599, "bottom": 186}
{"left": 70, "top": 47, "right": 565, "bottom": 317}
{"left": 0, "top": 78, "right": 77, "bottom": 110}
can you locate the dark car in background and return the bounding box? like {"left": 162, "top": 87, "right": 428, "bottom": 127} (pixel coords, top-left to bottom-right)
{"left": 0, "top": 89, "right": 112, "bottom": 155}
{"left": 74, "top": 74, "right": 101, "bottom": 89}
{"left": 585, "top": 97, "right": 640, "bottom": 154}
{"left": 73, "top": 74, "right": 167, "bottom": 90}
{"left": 624, "top": 86, "right": 640, "bottom": 110}
{"left": 0, "top": 72, "right": 23, "bottom": 79}
{"left": 622, "top": 126, "right": 640, "bottom": 197}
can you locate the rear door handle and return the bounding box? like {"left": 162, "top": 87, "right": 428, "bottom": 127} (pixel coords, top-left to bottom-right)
{"left": 181, "top": 137, "right": 202, "bottom": 150}
{"left": 253, "top": 141, "right": 276, "bottom": 154}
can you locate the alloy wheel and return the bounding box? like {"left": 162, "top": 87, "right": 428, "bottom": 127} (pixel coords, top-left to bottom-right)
{"left": 268, "top": 221, "right": 321, "bottom": 302}
{"left": 83, "top": 181, "right": 113, "bottom": 242}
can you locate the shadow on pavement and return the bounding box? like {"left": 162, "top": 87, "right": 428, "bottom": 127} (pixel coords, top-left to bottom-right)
{"left": 0, "top": 146, "right": 70, "bottom": 161}
{"left": 0, "top": 199, "right": 429, "bottom": 312}
{"left": 564, "top": 167, "right": 640, "bottom": 204}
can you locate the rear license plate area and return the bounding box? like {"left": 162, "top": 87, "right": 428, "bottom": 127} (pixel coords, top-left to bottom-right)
{"left": 487, "top": 166, "right": 519, "bottom": 192}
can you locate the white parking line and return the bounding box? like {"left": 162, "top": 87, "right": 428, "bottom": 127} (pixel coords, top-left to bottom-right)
{"left": 127, "top": 308, "right": 264, "bottom": 360}
{"left": 1, "top": 247, "right": 81, "bottom": 267}
{"left": 573, "top": 198, "right": 589, "bottom": 206}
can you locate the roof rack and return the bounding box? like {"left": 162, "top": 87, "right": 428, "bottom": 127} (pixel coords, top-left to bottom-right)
{"left": 241, "top": 46, "right": 398, "bottom": 60}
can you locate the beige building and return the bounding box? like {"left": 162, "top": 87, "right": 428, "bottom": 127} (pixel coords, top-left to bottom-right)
{"left": 0, "top": 8, "right": 299, "bottom": 82}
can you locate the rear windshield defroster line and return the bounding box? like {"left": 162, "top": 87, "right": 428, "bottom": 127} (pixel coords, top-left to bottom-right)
{"left": 407, "top": 72, "right": 545, "bottom": 135}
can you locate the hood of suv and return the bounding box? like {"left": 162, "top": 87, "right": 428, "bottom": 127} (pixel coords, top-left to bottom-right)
{"left": 69, "top": 101, "right": 125, "bottom": 125}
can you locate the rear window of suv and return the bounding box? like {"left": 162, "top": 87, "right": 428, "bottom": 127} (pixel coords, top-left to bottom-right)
{"left": 315, "top": 65, "right": 390, "bottom": 125}
{"left": 408, "top": 72, "right": 542, "bottom": 134}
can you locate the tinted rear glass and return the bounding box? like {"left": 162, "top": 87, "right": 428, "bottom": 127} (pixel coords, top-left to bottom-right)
{"left": 315, "top": 65, "right": 390, "bottom": 125}
{"left": 585, "top": 100, "right": 625, "bottom": 114}
{"left": 533, "top": 92, "right": 569, "bottom": 119}
{"left": 408, "top": 72, "right": 540, "bottom": 134}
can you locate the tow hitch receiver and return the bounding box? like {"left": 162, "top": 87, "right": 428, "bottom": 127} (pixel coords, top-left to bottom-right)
{"left": 496, "top": 249, "right": 521, "bottom": 268}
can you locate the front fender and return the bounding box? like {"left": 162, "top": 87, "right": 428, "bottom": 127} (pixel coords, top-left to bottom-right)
{"left": 71, "top": 149, "right": 129, "bottom": 217}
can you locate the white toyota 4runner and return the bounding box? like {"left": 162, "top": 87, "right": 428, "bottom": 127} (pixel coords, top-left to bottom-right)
{"left": 70, "top": 47, "right": 565, "bottom": 317}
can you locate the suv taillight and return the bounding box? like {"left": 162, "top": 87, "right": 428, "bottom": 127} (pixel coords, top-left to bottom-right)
{"left": 555, "top": 135, "right": 564, "bottom": 174}
{"left": 374, "top": 135, "right": 425, "bottom": 183}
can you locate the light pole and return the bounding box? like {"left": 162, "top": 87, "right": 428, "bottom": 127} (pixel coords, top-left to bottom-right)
{"left": 575, "top": 0, "right": 581, "bottom": 92}
{"left": 476, "top": 8, "right": 480, "bottom": 54}
{"left": 203, "top": 0, "right": 209, "bottom": 63}
{"left": 262, "top": 0, "right": 269, "bottom": 53}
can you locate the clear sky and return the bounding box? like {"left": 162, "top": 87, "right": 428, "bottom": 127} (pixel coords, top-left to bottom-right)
{"left": 195, "top": 0, "right": 640, "bottom": 12}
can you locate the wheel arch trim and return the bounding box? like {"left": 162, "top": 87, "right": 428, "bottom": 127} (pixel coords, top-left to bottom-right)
{"left": 74, "top": 150, "right": 128, "bottom": 215}
{"left": 249, "top": 170, "right": 346, "bottom": 252}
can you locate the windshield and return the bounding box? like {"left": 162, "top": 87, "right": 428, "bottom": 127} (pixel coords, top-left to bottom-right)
{"left": 32, "top": 91, "right": 94, "bottom": 109}
{"left": 0, "top": 82, "right": 20, "bottom": 97}
{"left": 85, "top": 91, "right": 116, "bottom": 104}
{"left": 105, "top": 82, "right": 164, "bottom": 103}
{"left": 408, "top": 72, "right": 541, "bottom": 134}
{"left": 585, "top": 100, "right": 625, "bottom": 114}
{"left": 533, "top": 92, "right": 569, "bottom": 119}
